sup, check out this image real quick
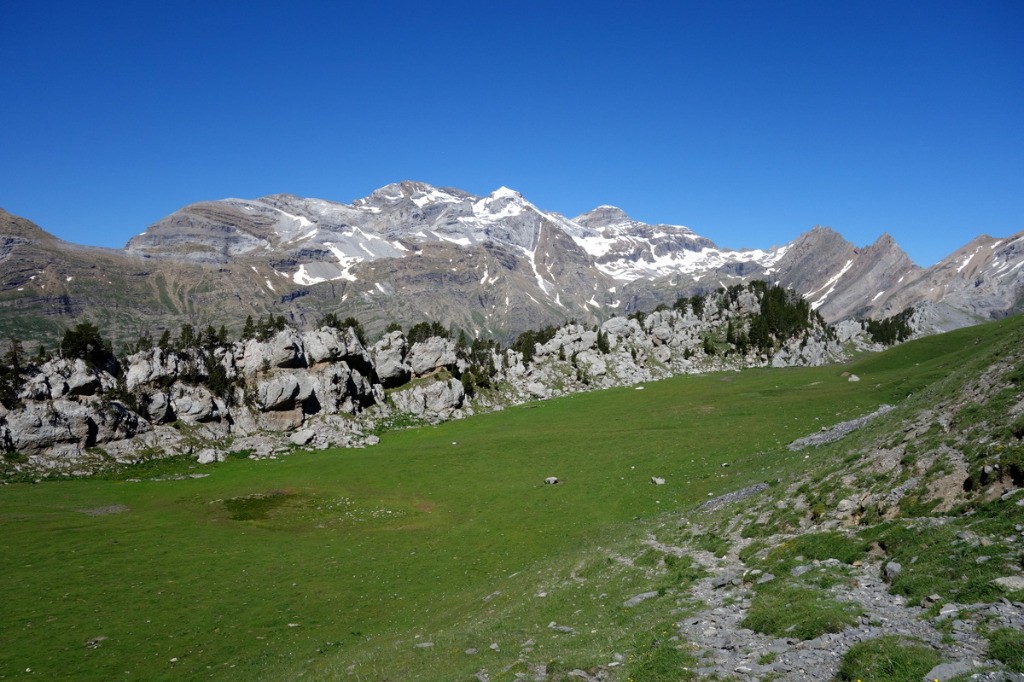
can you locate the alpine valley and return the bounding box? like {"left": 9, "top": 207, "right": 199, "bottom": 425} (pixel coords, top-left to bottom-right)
{"left": 3, "top": 184, "right": 1024, "bottom": 682}
{"left": 2, "top": 180, "right": 1022, "bottom": 346}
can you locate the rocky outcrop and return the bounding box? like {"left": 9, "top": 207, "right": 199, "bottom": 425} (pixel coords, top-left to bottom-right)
{"left": 490, "top": 290, "right": 846, "bottom": 403}
{"left": 407, "top": 337, "right": 459, "bottom": 377}
{"left": 389, "top": 378, "right": 466, "bottom": 422}
{"left": 1, "top": 287, "right": 871, "bottom": 476}
{"left": 4, "top": 398, "right": 149, "bottom": 458}
{"left": 1, "top": 326, "right": 386, "bottom": 474}
{"left": 372, "top": 331, "right": 411, "bottom": 387}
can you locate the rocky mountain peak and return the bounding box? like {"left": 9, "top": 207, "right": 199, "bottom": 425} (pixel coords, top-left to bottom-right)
{"left": 356, "top": 181, "right": 472, "bottom": 210}
{"left": 574, "top": 205, "right": 632, "bottom": 229}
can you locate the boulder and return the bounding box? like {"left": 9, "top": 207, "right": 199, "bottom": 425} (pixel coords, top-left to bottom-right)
{"left": 125, "top": 348, "right": 180, "bottom": 389}
{"left": 196, "top": 448, "right": 225, "bottom": 464}
{"left": 408, "top": 337, "right": 457, "bottom": 377}
{"left": 923, "top": 661, "right": 976, "bottom": 682}
{"left": 390, "top": 378, "right": 465, "bottom": 421}
{"left": 171, "top": 385, "right": 219, "bottom": 423}
{"left": 144, "top": 392, "right": 175, "bottom": 423}
{"left": 623, "top": 591, "right": 659, "bottom": 608}
{"left": 289, "top": 429, "right": 315, "bottom": 446}
{"left": 526, "top": 382, "right": 548, "bottom": 399}
{"left": 2, "top": 398, "right": 148, "bottom": 455}
{"left": 303, "top": 328, "right": 347, "bottom": 365}
{"left": 255, "top": 372, "right": 314, "bottom": 412}
{"left": 601, "top": 316, "right": 632, "bottom": 338}
{"left": 992, "top": 575, "right": 1024, "bottom": 591}
{"left": 575, "top": 350, "right": 608, "bottom": 377}
{"left": 268, "top": 330, "right": 306, "bottom": 369}
{"left": 19, "top": 373, "right": 54, "bottom": 401}
{"left": 372, "top": 331, "right": 411, "bottom": 387}
{"left": 65, "top": 360, "right": 102, "bottom": 396}
{"left": 239, "top": 330, "right": 306, "bottom": 376}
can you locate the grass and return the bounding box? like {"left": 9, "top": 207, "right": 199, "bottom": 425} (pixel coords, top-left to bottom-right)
{"left": 1, "top": 315, "right": 1022, "bottom": 679}
{"left": 988, "top": 627, "right": 1024, "bottom": 673}
{"left": 760, "top": 531, "right": 867, "bottom": 573}
{"left": 859, "top": 507, "right": 1024, "bottom": 605}
{"left": 836, "top": 635, "right": 942, "bottom": 681}
{"left": 624, "top": 622, "right": 697, "bottom": 681}
{"left": 740, "top": 583, "right": 863, "bottom": 640}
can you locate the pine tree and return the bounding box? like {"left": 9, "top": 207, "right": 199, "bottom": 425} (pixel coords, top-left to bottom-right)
{"left": 178, "top": 323, "right": 197, "bottom": 350}
{"left": 241, "top": 315, "right": 256, "bottom": 340}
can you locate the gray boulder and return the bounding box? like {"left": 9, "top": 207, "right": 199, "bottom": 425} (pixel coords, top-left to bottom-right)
{"left": 255, "top": 372, "right": 315, "bottom": 412}
{"left": 601, "top": 316, "right": 633, "bottom": 338}
{"left": 289, "top": 429, "right": 316, "bottom": 446}
{"left": 390, "top": 378, "right": 465, "bottom": 421}
{"left": 171, "top": 385, "right": 220, "bottom": 423}
{"left": 302, "top": 326, "right": 369, "bottom": 367}
{"left": 923, "top": 661, "right": 976, "bottom": 682}
{"left": 3, "top": 398, "right": 148, "bottom": 455}
{"left": 267, "top": 330, "right": 306, "bottom": 369}
{"left": 144, "top": 392, "right": 175, "bottom": 423}
{"left": 125, "top": 348, "right": 179, "bottom": 389}
{"left": 303, "top": 328, "right": 347, "bottom": 365}
{"left": 408, "top": 337, "right": 457, "bottom": 377}
{"left": 240, "top": 330, "right": 306, "bottom": 376}
{"left": 372, "top": 331, "right": 411, "bottom": 387}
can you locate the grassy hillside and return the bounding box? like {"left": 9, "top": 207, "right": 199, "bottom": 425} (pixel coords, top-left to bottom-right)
{"left": 1, "top": 316, "right": 1021, "bottom": 680}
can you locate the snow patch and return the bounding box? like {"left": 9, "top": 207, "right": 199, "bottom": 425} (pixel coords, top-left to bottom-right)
{"left": 411, "top": 188, "right": 462, "bottom": 208}
{"left": 293, "top": 265, "right": 327, "bottom": 286}
{"left": 957, "top": 246, "right": 982, "bottom": 273}
{"left": 809, "top": 259, "right": 854, "bottom": 310}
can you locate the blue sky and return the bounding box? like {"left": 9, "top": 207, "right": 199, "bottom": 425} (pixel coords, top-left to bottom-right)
{"left": 1, "top": 1, "right": 1021, "bottom": 266}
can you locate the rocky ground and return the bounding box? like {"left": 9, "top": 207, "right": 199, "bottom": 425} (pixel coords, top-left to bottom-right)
{"left": 666, "top": 517, "right": 1024, "bottom": 681}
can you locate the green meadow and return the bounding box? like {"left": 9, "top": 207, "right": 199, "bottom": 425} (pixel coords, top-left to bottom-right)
{"left": 2, "top": 317, "right": 1020, "bottom": 680}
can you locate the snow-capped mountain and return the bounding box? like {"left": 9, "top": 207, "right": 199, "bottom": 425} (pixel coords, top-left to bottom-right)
{"left": 3, "top": 181, "right": 1022, "bottom": 345}
{"left": 125, "top": 180, "right": 799, "bottom": 311}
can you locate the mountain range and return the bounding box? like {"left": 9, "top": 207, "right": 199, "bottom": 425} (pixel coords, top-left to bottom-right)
{"left": 2, "top": 180, "right": 1022, "bottom": 345}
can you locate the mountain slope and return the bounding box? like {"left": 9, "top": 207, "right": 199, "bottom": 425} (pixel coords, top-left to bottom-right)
{"left": 2, "top": 182, "right": 1022, "bottom": 346}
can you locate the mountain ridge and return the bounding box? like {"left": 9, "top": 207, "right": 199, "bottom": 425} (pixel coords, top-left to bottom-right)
{"left": 1, "top": 183, "right": 1022, "bottom": 346}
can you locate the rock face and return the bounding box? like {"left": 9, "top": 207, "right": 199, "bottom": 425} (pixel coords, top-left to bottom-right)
{"left": 372, "top": 332, "right": 412, "bottom": 387}
{"left": 389, "top": 378, "right": 466, "bottom": 422}
{"left": 0, "top": 286, "right": 870, "bottom": 475}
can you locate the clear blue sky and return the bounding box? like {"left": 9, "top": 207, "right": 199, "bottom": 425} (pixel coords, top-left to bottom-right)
{"left": 2, "top": 1, "right": 1021, "bottom": 266}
